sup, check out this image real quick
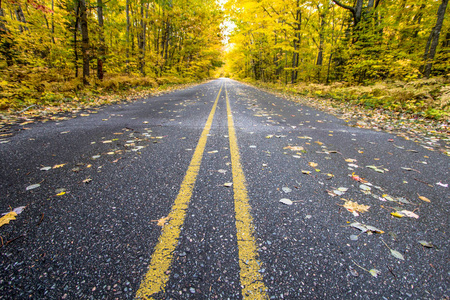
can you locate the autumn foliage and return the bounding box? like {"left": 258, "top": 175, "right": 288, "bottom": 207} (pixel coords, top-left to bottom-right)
{"left": 0, "top": 0, "right": 224, "bottom": 111}
{"left": 223, "top": 0, "right": 449, "bottom": 118}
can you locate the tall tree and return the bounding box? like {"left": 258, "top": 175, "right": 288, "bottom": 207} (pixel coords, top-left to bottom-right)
{"left": 79, "top": 0, "right": 89, "bottom": 83}
{"left": 422, "top": 0, "right": 449, "bottom": 78}
{"left": 97, "top": 0, "right": 105, "bottom": 79}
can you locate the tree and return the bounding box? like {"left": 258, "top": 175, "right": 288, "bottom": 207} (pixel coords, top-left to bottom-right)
{"left": 422, "top": 0, "right": 449, "bottom": 78}
{"left": 78, "top": 0, "right": 89, "bottom": 83}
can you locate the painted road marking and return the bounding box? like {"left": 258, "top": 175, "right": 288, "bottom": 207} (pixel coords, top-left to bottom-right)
{"left": 135, "top": 85, "right": 223, "bottom": 299}
{"left": 226, "top": 84, "right": 269, "bottom": 299}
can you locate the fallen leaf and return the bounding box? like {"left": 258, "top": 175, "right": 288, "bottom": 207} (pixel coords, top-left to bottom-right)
{"left": 390, "top": 249, "right": 405, "bottom": 260}
{"left": 343, "top": 201, "right": 370, "bottom": 213}
{"left": 282, "top": 187, "right": 292, "bottom": 193}
{"left": 309, "top": 162, "right": 318, "bottom": 168}
{"left": 56, "top": 191, "right": 66, "bottom": 196}
{"left": 398, "top": 210, "right": 419, "bottom": 219}
{"left": 208, "top": 150, "right": 218, "bottom": 154}
{"left": 350, "top": 235, "right": 358, "bottom": 241}
{"left": 349, "top": 266, "right": 359, "bottom": 277}
{"left": 301, "top": 170, "right": 311, "bottom": 175}
{"left": 279, "top": 198, "right": 293, "bottom": 205}
{"left": 359, "top": 184, "right": 371, "bottom": 191}
{"left": 418, "top": 240, "right": 433, "bottom": 248}
{"left": 26, "top": 183, "right": 41, "bottom": 191}
{"left": 284, "top": 145, "right": 304, "bottom": 151}
{"left": 153, "top": 216, "right": 170, "bottom": 227}
{"left": 418, "top": 195, "right": 431, "bottom": 203}
{"left": 12, "top": 206, "right": 26, "bottom": 214}
{"left": 52, "top": 163, "right": 66, "bottom": 169}
{"left": 83, "top": 178, "right": 92, "bottom": 184}
{"left": 366, "top": 165, "right": 384, "bottom": 173}
{"left": 351, "top": 173, "right": 368, "bottom": 183}
{"left": 391, "top": 212, "right": 404, "bottom": 218}
{"left": 0, "top": 211, "right": 17, "bottom": 227}
{"left": 40, "top": 166, "right": 51, "bottom": 171}
{"left": 369, "top": 269, "right": 381, "bottom": 278}
{"left": 223, "top": 182, "right": 233, "bottom": 187}
{"left": 350, "top": 222, "right": 384, "bottom": 234}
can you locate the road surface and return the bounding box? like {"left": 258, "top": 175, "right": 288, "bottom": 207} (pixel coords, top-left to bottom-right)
{"left": 0, "top": 79, "right": 449, "bottom": 299}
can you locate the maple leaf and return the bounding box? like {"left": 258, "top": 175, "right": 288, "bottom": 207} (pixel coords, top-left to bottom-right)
{"left": 343, "top": 200, "right": 370, "bottom": 213}
{"left": 52, "top": 163, "right": 66, "bottom": 169}
{"left": 0, "top": 212, "right": 18, "bottom": 227}
{"left": 152, "top": 216, "right": 171, "bottom": 227}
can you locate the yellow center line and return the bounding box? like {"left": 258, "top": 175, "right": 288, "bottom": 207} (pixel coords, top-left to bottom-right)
{"left": 135, "top": 85, "right": 223, "bottom": 300}
{"left": 225, "top": 84, "right": 269, "bottom": 299}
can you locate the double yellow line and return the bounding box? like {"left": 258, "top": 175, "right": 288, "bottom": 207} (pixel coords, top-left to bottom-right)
{"left": 136, "top": 83, "right": 268, "bottom": 299}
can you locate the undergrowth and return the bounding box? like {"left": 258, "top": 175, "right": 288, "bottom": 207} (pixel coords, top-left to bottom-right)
{"left": 244, "top": 77, "right": 450, "bottom": 120}
{"left": 0, "top": 67, "right": 199, "bottom": 113}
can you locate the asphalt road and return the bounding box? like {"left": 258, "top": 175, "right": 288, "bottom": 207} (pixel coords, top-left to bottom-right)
{"left": 0, "top": 79, "right": 449, "bottom": 299}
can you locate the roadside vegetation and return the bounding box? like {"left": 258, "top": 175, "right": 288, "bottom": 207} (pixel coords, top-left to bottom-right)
{"left": 223, "top": 0, "right": 450, "bottom": 120}
{"left": 0, "top": 0, "right": 223, "bottom": 115}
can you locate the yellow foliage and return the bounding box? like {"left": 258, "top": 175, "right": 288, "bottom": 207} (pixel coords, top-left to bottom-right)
{"left": 0, "top": 212, "right": 18, "bottom": 228}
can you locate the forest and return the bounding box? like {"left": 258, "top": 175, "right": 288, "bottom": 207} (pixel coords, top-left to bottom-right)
{"left": 223, "top": 0, "right": 449, "bottom": 119}
{"left": 0, "top": 0, "right": 449, "bottom": 119}
{"left": 0, "top": 0, "right": 223, "bottom": 111}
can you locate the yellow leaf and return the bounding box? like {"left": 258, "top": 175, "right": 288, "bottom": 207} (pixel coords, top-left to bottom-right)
{"left": 418, "top": 195, "right": 431, "bottom": 203}
{"left": 56, "top": 191, "right": 66, "bottom": 196}
{"left": 309, "top": 162, "right": 318, "bottom": 168}
{"left": 153, "top": 216, "right": 170, "bottom": 227}
{"left": 52, "top": 163, "right": 66, "bottom": 169}
{"left": 0, "top": 211, "right": 18, "bottom": 227}
{"left": 284, "top": 145, "right": 304, "bottom": 151}
{"left": 343, "top": 201, "right": 370, "bottom": 213}
{"left": 391, "top": 212, "right": 404, "bottom": 218}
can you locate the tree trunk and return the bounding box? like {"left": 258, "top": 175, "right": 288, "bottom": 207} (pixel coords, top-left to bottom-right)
{"left": 138, "top": 0, "right": 146, "bottom": 76}
{"left": 51, "top": 0, "right": 55, "bottom": 44}
{"left": 74, "top": 2, "right": 80, "bottom": 78}
{"left": 0, "top": 5, "right": 7, "bottom": 33}
{"left": 15, "top": 5, "right": 28, "bottom": 32}
{"left": 0, "top": 4, "right": 14, "bottom": 67}
{"left": 97, "top": 0, "right": 105, "bottom": 80}
{"left": 291, "top": 0, "right": 301, "bottom": 84}
{"left": 423, "top": 0, "right": 448, "bottom": 78}
{"left": 126, "top": 0, "right": 130, "bottom": 72}
{"left": 316, "top": 11, "right": 325, "bottom": 66}
{"left": 79, "top": 0, "right": 89, "bottom": 84}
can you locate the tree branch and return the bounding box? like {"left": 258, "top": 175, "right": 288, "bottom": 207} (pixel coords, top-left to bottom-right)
{"left": 332, "top": 0, "right": 355, "bottom": 13}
